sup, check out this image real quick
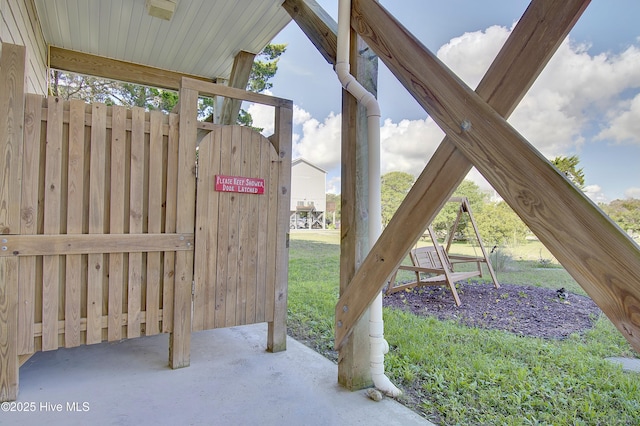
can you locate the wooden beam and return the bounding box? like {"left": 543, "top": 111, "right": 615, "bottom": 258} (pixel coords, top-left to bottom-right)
{"left": 282, "top": 0, "right": 338, "bottom": 64}
{"left": 267, "top": 104, "right": 293, "bottom": 353}
{"left": 335, "top": 0, "right": 594, "bottom": 349}
{"left": 282, "top": 0, "right": 373, "bottom": 387}
{"left": 0, "top": 42, "right": 26, "bottom": 401}
{"left": 338, "top": 32, "right": 375, "bottom": 390}
{"left": 181, "top": 77, "right": 292, "bottom": 109}
{"left": 169, "top": 84, "right": 198, "bottom": 369}
{"left": 0, "top": 233, "right": 194, "bottom": 256}
{"left": 219, "top": 51, "right": 257, "bottom": 125}
{"left": 49, "top": 46, "right": 211, "bottom": 91}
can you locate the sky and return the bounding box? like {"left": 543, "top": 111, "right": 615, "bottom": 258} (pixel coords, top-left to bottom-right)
{"left": 249, "top": 0, "right": 640, "bottom": 203}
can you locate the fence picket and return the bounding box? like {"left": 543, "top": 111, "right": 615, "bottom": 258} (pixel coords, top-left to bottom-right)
{"left": 224, "top": 126, "right": 242, "bottom": 327}
{"left": 214, "top": 127, "right": 230, "bottom": 328}
{"left": 87, "top": 103, "right": 107, "bottom": 345}
{"left": 193, "top": 129, "right": 211, "bottom": 332}
{"left": 42, "top": 97, "right": 63, "bottom": 351}
{"left": 202, "top": 127, "right": 222, "bottom": 330}
{"left": 108, "top": 105, "right": 127, "bottom": 341}
{"left": 146, "top": 111, "right": 163, "bottom": 335}
{"left": 236, "top": 129, "right": 251, "bottom": 325}
{"left": 127, "top": 107, "right": 145, "bottom": 338}
{"left": 162, "top": 113, "right": 179, "bottom": 333}
{"left": 255, "top": 136, "right": 269, "bottom": 323}
{"left": 245, "top": 131, "right": 261, "bottom": 324}
{"left": 64, "top": 99, "right": 86, "bottom": 347}
{"left": 17, "top": 95, "right": 42, "bottom": 354}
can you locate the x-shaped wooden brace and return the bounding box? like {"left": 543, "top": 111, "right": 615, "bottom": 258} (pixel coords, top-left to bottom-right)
{"left": 335, "top": 0, "right": 640, "bottom": 351}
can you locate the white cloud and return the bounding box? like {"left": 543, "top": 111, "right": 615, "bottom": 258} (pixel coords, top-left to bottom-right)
{"left": 293, "top": 104, "right": 312, "bottom": 125}
{"left": 597, "top": 92, "right": 640, "bottom": 145}
{"left": 436, "top": 26, "right": 640, "bottom": 159}
{"left": 436, "top": 25, "right": 510, "bottom": 89}
{"left": 292, "top": 113, "right": 446, "bottom": 180}
{"left": 294, "top": 112, "right": 342, "bottom": 170}
{"left": 380, "top": 118, "right": 444, "bottom": 176}
{"left": 246, "top": 102, "right": 275, "bottom": 136}
{"left": 584, "top": 184, "right": 608, "bottom": 204}
{"left": 624, "top": 187, "right": 640, "bottom": 199}
{"left": 327, "top": 176, "right": 341, "bottom": 194}
{"left": 246, "top": 92, "right": 313, "bottom": 137}
{"left": 282, "top": 25, "right": 640, "bottom": 200}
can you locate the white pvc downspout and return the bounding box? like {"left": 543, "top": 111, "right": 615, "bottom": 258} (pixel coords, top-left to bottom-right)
{"left": 336, "top": 0, "right": 401, "bottom": 397}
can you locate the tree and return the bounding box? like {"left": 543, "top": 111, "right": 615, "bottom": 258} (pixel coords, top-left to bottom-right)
{"left": 600, "top": 198, "right": 640, "bottom": 235}
{"left": 475, "top": 201, "right": 529, "bottom": 247}
{"left": 381, "top": 172, "right": 415, "bottom": 227}
{"left": 432, "top": 180, "right": 486, "bottom": 239}
{"left": 50, "top": 70, "right": 115, "bottom": 104}
{"left": 247, "top": 44, "right": 286, "bottom": 93}
{"left": 326, "top": 193, "right": 341, "bottom": 228}
{"left": 552, "top": 155, "right": 585, "bottom": 189}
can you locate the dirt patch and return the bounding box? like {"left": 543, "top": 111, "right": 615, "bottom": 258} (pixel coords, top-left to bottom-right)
{"left": 383, "top": 282, "right": 602, "bottom": 339}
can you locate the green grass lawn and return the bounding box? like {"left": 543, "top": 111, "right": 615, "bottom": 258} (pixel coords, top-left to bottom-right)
{"left": 288, "top": 231, "right": 640, "bottom": 425}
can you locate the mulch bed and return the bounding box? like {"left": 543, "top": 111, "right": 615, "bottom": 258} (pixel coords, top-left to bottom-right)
{"left": 383, "top": 281, "right": 602, "bottom": 339}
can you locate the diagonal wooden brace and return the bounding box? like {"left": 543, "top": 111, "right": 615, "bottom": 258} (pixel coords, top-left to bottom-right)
{"left": 335, "top": 0, "right": 639, "bottom": 350}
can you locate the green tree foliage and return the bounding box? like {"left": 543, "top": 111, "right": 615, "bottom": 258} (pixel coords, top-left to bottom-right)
{"left": 247, "top": 44, "right": 286, "bottom": 93}
{"left": 432, "top": 180, "right": 486, "bottom": 239}
{"left": 476, "top": 201, "right": 529, "bottom": 246}
{"left": 600, "top": 198, "right": 640, "bottom": 234}
{"left": 381, "top": 171, "right": 415, "bottom": 227}
{"left": 552, "top": 155, "right": 585, "bottom": 189}
{"left": 325, "top": 193, "right": 341, "bottom": 228}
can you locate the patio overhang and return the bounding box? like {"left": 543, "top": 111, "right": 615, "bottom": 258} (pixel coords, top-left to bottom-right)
{"left": 35, "top": 0, "right": 292, "bottom": 85}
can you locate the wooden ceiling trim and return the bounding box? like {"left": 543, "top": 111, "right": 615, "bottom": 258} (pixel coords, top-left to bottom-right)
{"left": 49, "top": 46, "right": 212, "bottom": 91}
{"left": 335, "top": 0, "right": 637, "bottom": 350}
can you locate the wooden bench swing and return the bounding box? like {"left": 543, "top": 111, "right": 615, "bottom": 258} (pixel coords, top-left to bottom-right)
{"left": 385, "top": 197, "right": 500, "bottom": 305}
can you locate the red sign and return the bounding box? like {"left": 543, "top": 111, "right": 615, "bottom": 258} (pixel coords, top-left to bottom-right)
{"left": 215, "top": 175, "right": 265, "bottom": 194}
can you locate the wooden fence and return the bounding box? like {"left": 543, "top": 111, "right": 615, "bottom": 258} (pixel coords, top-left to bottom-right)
{"left": 0, "top": 43, "right": 293, "bottom": 401}
{"left": 7, "top": 96, "right": 190, "bottom": 354}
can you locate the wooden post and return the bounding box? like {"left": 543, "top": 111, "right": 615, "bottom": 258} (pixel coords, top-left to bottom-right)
{"left": 219, "top": 51, "right": 256, "bottom": 125}
{"left": 169, "top": 82, "right": 198, "bottom": 368}
{"left": 338, "top": 33, "right": 375, "bottom": 390}
{"left": 282, "top": 0, "right": 375, "bottom": 388}
{"left": 267, "top": 104, "right": 293, "bottom": 352}
{"left": 0, "top": 43, "right": 26, "bottom": 401}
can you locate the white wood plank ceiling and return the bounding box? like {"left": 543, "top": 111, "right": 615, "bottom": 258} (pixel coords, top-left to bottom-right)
{"left": 34, "top": 0, "right": 291, "bottom": 81}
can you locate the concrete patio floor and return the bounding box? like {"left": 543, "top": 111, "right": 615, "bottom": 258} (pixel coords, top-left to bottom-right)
{"left": 5, "top": 323, "right": 432, "bottom": 425}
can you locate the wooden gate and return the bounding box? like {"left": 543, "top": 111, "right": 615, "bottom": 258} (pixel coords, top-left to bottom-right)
{"left": 179, "top": 78, "right": 292, "bottom": 353}
{"left": 193, "top": 126, "right": 279, "bottom": 331}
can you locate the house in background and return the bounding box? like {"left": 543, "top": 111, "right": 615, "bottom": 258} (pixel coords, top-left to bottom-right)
{"left": 290, "top": 158, "right": 326, "bottom": 229}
